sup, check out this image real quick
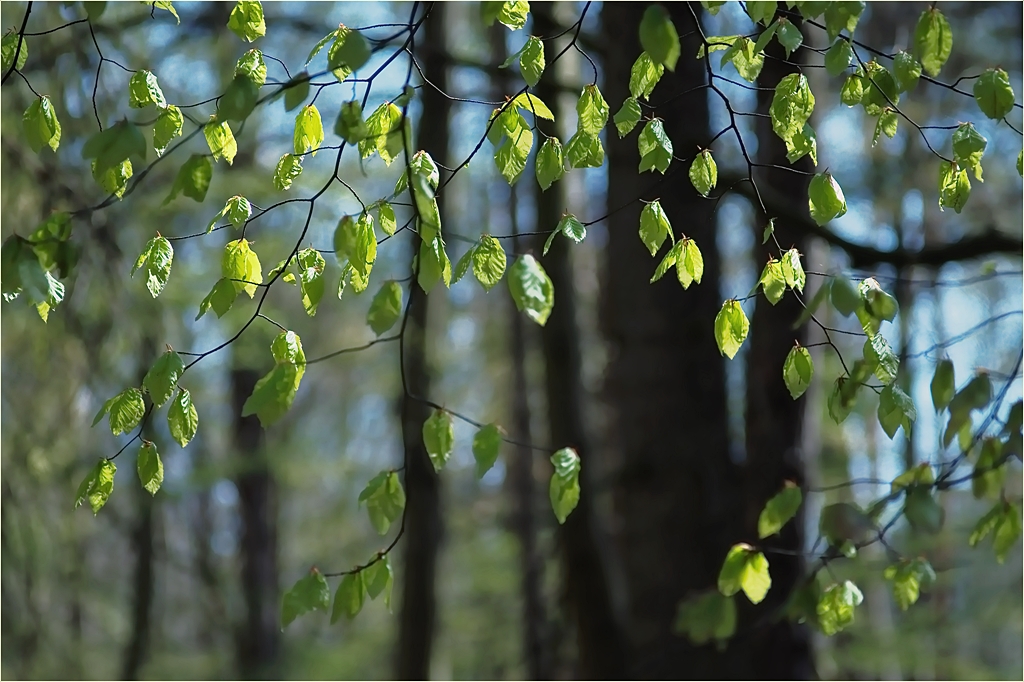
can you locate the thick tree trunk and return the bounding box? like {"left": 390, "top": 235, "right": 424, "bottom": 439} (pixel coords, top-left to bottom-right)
{"left": 231, "top": 368, "right": 280, "bottom": 680}
{"left": 395, "top": 5, "right": 449, "bottom": 678}
{"left": 530, "top": 5, "right": 630, "bottom": 678}
{"left": 741, "top": 19, "right": 815, "bottom": 678}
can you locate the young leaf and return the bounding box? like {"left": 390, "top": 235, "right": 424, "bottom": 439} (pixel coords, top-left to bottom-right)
{"left": 878, "top": 383, "right": 916, "bottom": 439}
{"left": 497, "top": 0, "right": 530, "bottom": 30}
{"left": 783, "top": 345, "right": 813, "bottom": 400}
{"left": 565, "top": 131, "right": 604, "bottom": 168}
{"left": 629, "top": 52, "right": 664, "bottom": 100}
{"left": 758, "top": 259, "right": 787, "bottom": 305}
{"left": 678, "top": 239, "right": 704, "bottom": 289}
{"left": 204, "top": 121, "right": 237, "bottom": 165}
{"left": 378, "top": 202, "right": 397, "bottom": 236}
{"left": 282, "top": 569, "right": 330, "bottom": 628}
{"left": 807, "top": 172, "right": 847, "bottom": 225}
{"left": 639, "top": 4, "right": 680, "bottom": 71}
{"left": 273, "top": 153, "right": 303, "bottom": 191}
{"left": 883, "top": 558, "right": 936, "bottom": 611}
{"left": 136, "top": 441, "right": 163, "bottom": 496}
{"left": 359, "top": 471, "right": 405, "bottom": 536}
{"left": 153, "top": 105, "right": 183, "bottom": 156}
{"left": 82, "top": 119, "right": 146, "bottom": 173}
{"left": 974, "top": 68, "right": 1015, "bottom": 120}
{"left": 228, "top": 0, "right": 266, "bottom": 42}
{"left": 196, "top": 278, "right": 236, "bottom": 320}
{"left": 165, "top": 155, "right": 212, "bottom": 204}
{"left": 904, "top": 486, "right": 944, "bottom": 534}
{"left": 295, "top": 248, "right": 325, "bottom": 316}
{"left": 860, "top": 61, "right": 900, "bottom": 116}
{"left": 714, "top": 300, "right": 749, "bottom": 360}
{"left": 775, "top": 18, "right": 803, "bottom": 57}
{"left": 453, "top": 246, "right": 475, "bottom": 285}
{"left": 938, "top": 160, "right": 970, "bottom": 214}
{"left": 284, "top": 73, "right": 311, "bottom": 112}
{"left": 335, "top": 100, "right": 368, "bottom": 144}
{"left": 952, "top": 123, "right": 986, "bottom": 181}
{"left": 331, "top": 572, "right": 366, "bottom": 623}
{"left": 222, "top": 239, "right": 263, "bottom": 298}
{"left": 576, "top": 84, "right": 610, "bottom": 136}
{"left": 422, "top": 409, "right": 454, "bottom": 473}
{"left": 508, "top": 255, "right": 554, "bottom": 326}
{"left": 758, "top": 482, "right": 803, "bottom": 538}
{"left": 688, "top": 149, "right": 717, "bottom": 197}
{"left": 235, "top": 48, "right": 267, "bottom": 85}
{"left": 241, "top": 331, "right": 306, "bottom": 428}
{"left": 417, "top": 233, "right": 451, "bottom": 293}
{"left": 74, "top": 459, "right": 116, "bottom": 515}
{"left": 519, "top": 36, "right": 545, "bottom": 87}
{"left": 473, "top": 424, "right": 504, "bottom": 478}
{"left": 781, "top": 248, "right": 805, "bottom": 293}
{"left": 719, "top": 36, "right": 764, "bottom": 82}
{"left": 2, "top": 29, "right": 28, "bottom": 72}
{"left": 549, "top": 447, "right": 581, "bottom": 524}
{"left": 472, "top": 235, "right": 507, "bottom": 292}
{"left": 22, "top": 96, "right": 61, "bottom": 153}
{"left": 872, "top": 108, "right": 898, "bottom": 146}
{"left": 106, "top": 387, "right": 145, "bottom": 436}
{"left": 639, "top": 200, "right": 673, "bottom": 256}
{"left": 128, "top": 70, "right": 167, "bottom": 109}
{"left": 131, "top": 235, "right": 174, "bottom": 298}
{"left": 823, "top": 0, "right": 864, "bottom": 41}
{"left": 968, "top": 501, "right": 1022, "bottom": 564}
{"left": 151, "top": 1, "right": 180, "bottom": 24}
{"left": 747, "top": 0, "right": 777, "bottom": 26}
{"left": 219, "top": 74, "right": 259, "bottom": 122}
{"left": 770, "top": 73, "right": 814, "bottom": 145}
{"left": 329, "top": 29, "right": 371, "bottom": 73}
{"left": 930, "top": 359, "right": 955, "bottom": 411}
{"left": 913, "top": 8, "right": 952, "bottom": 77}
{"left": 717, "top": 544, "right": 771, "bottom": 604}
{"left": 142, "top": 350, "right": 184, "bottom": 407}
{"left": 294, "top": 104, "right": 324, "bottom": 156}
{"left": 614, "top": 97, "right": 642, "bottom": 138}
{"left": 92, "top": 158, "right": 132, "bottom": 199}
{"left": 535, "top": 137, "right": 565, "bottom": 191}
{"left": 752, "top": 20, "right": 779, "bottom": 55}
{"left": 367, "top": 280, "right": 402, "bottom": 335}
{"left": 674, "top": 590, "right": 737, "bottom": 646}
{"left": 840, "top": 72, "right": 865, "bottom": 106}
{"left": 892, "top": 51, "right": 922, "bottom": 92}
{"left": 364, "top": 556, "right": 394, "bottom": 609}
{"left": 168, "top": 387, "right": 198, "bottom": 448}
{"left": 816, "top": 581, "right": 863, "bottom": 635}
{"left": 545, "top": 213, "right": 586, "bottom": 256}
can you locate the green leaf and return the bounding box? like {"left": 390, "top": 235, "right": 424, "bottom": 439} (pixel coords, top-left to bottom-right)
{"left": 196, "top": 278, "right": 236, "bottom": 320}
{"left": 106, "top": 387, "right": 145, "bottom": 436}
{"left": 165, "top": 154, "right": 212, "bottom": 204}
{"left": 422, "top": 409, "right": 454, "bottom": 473}
{"left": 378, "top": 202, "right": 397, "bottom": 236}
{"left": 807, "top": 172, "right": 847, "bottom": 225}
{"left": 576, "top": 84, "right": 610, "bottom": 136}
{"left": 861, "top": 61, "right": 900, "bottom": 116}
{"left": 816, "top": 581, "right": 863, "bottom": 635}
{"left": 614, "top": 97, "right": 642, "bottom": 138}
{"left": 972, "top": 437, "right": 1006, "bottom": 501}
{"left": 204, "top": 120, "right": 237, "bottom": 165}
{"left": 367, "top": 280, "right": 402, "bottom": 335}
{"left": 783, "top": 345, "right": 813, "bottom": 400}
{"left": 228, "top": 1, "right": 266, "bottom": 42}
{"left": 564, "top": 130, "right": 604, "bottom": 169}
{"left": 892, "top": 51, "right": 922, "bottom": 92}
{"left": 770, "top": 73, "right": 815, "bottom": 145}
{"left": 930, "top": 358, "right": 955, "bottom": 411}
{"left": 360, "top": 102, "right": 404, "bottom": 164}
{"left": 295, "top": 248, "right": 325, "bottom": 316}
{"left": 273, "top": 153, "right": 303, "bottom": 191}
{"left": 508, "top": 255, "right": 554, "bottom": 326}
{"left": 878, "top": 383, "right": 916, "bottom": 440}
{"left": 282, "top": 569, "right": 330, "bottom": 628}
{"left": 677, "top": 239, "right": 704, "bottom": 289}
{"left": 329, "top": 29, "right": 371, "bottom": 73}
{"left": 746, "top": 0, "right": 777, "bottom": 25}
{"left": 74, "top": 459, "right": 116, "bottom": 515}
{"left": 638, "top": 119, "right": 673, "bottom": 174}
{"left": 639, "top": 4, "right": 681, "bottom": 71}
{"left": 688, "top": 149, "right": 717, "bottom": 197}
{"left": 92, "top": 158, "right": 132, "bottom": 199}
{"left": 938, "top": 160, "right": 970, "bottom": 214}
{"left": 168, "top": 387, "right": 198, "bottom": 448}
{"left": 823, "top": 1, "right": 865, "bottom": 41}
{"left": 417, "top": 233, "right": 450, "bottom": 293}
{"left": 293, "top": 104, "right": 324, "bottom": 156}
{"left": 472, "top": 424, "right": 504, "bottom": 478}
{"left": 241, "top": 331, "right": 306, "bottom": 428}
{"left": 218, "top": 74, "right": 259, "bottom": 122}
{"left": 284, "top": 73, "right": 310, "bottom": 112}
{"left": 82, "top": 119, "right": 146, "bottom": 173}
{"left": 495, "top": 132, "right": 531, "bottom": 184}
{"left": 143, "top": 350, "right": 184, "bottom": 407}
{"left": 884, "top": 558, "right": 935, "bottom": 611}
{"left": 549, "top": 447, "right": 581, "bottom": 524}
{"left": 472, "top": 235, "right": 507, "bottom": 291}
{"left": 545, "top": 214, "right": 587, "bottom": 256}
{"left": 519, "top": 36, "right": 545, "bottom": 87}
{"left": 2, "top": 29, "right": 28, "bottom": 72}
{"left": 824, "top": 39, "right": 853, "bottom": 76}
{"left": 758, "top": 482, "right": 803, "bottom": 538}
{"left": 153, "top": 105, "right": 183, "bottom": 156}
{"left": 497, "top": 0, "right": 530, "bottom": 30}
{"left": 913, "top": 8, "right": 952, "bottom": 77}
{"left": 781, "top": 248, "right": 805, "bottom": 293}
{"left": 136, "top": 441, "right": 163, "bottom": 496}
{"left": 360, "top": 471, "right": 405, "bottom": 536}
{"left": 858, "top": 277, "right": 899, "bottom": 327}
{"left": 128, "top": 70, "right": 167, "bottom": 109}
{"left": 131, "top": 235, "right": 173, "bottom": 298}
{"left": 864, "top": 334, "right": 899, "bottom": 385}
{"left": 952, "top": 123, "right": 986, "bottom": 181}
{"left": 714, "top": 300, "right": 749, "bottom": 360}
{"left": 330, "top": 572, "right": 366, "bottom": 623}
{"left": 717, "top": 543, "right": 771, "bottom": 604}
{"left": 535, "top": 137, "right": 565, "bottom": 191}
{"left": 335, "top": 100, "right": 368, "bottom": 144}
{"left": 221, "top": 239, "right": 263, "bottom": 298}
{"left": 758, "top": 259, "right": 787, "bottom": 305}
{"left": 872, "top": 108, "right": 898, "bottom": 146}
{"left": 151, "top": 0, "right": 180, "bottom": 24}
{"left": 22, "top": 95, "right": 61, "bottom": 153}
{"left": 364, "top": 556, "right": 394, "bottom": 608}
{"left": 904, "top": 486, "right": 944, "bottom": 534}
{"left": 719, "top": 36, "right": 764, "bottom": 82}
{"left": 639, "top": 200, "right": 673, "bottom": 256}
{"left": 629, "top": 52, "right": 664, "bottom": 100}
{"left": 234, "top": 47, "right": 268, "bottom": 85}
{"left": 775, "top": 18, "right": 803, "bottom": 57}
{"left": 840, "top": 72, "right": 865, "bottom": 106}
{"left": 673, "top": 590, "right": 737, "bottom": 646}
{"left": 1017, "top": 149, "right": 1022, "bottom": 177}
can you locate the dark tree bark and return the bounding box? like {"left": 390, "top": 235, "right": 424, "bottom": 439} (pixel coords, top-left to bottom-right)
{"left": 740, "top": 17, "right": 815, "bottom": 679}
{"left": 395, "top": 4, "right": 450, "bottom": 678}
{"left": 231, "top": 368, "right": 280, "bottom": 680}
{"left": 529, "top": 5, "right": 631, "bottom": 678}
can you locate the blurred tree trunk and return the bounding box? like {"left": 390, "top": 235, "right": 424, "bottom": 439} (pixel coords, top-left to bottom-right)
{"left": 531, "top": 5, "right": 629, "bottom": 678}
{"left": 121, "top": 337, "right": 160, "bottom": 681}
{"left": 740, "top": 15, "right": 814, "bottom": 677}
{"left": 395, "top": 4, "right": 449, "bottom": 678}
{"left": 231, "top": 368, "right": 280, "bottom": 680}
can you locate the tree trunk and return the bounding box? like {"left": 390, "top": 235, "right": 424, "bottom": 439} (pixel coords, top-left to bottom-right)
{"left": 232, "top": 368, "right": 280, "bottom": 680}
{"left": 740, "top": 17, "right": 815, "bottom": 677}
{"left": 395, "top": 5, "right": 449, "bottom": 678}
